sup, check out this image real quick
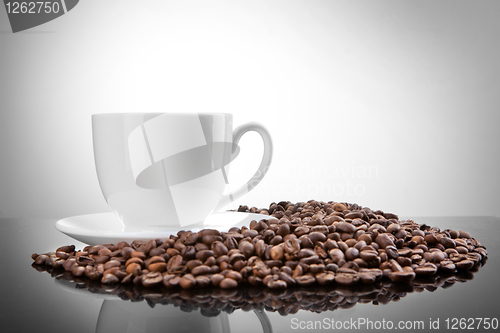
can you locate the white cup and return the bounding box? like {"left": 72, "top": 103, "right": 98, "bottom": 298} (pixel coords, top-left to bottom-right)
{"left": 92, "top": 113, "right": 272, "bottom": 231}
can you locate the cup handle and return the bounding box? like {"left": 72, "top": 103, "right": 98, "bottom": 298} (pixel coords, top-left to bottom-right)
{"left": 215, "top": 122, "right": 273, "bottom": 211}
{"left": 253, "top": 309, "right": 273, "bottom": 333}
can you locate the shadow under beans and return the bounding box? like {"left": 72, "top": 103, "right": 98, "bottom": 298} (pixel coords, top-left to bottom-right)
{"left": 32, "top": 260, "right": 486, "bottom": 317}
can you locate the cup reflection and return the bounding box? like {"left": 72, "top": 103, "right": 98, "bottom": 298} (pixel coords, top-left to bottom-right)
{"left": 95, "top": 301, "right": 272, "bottom": 333}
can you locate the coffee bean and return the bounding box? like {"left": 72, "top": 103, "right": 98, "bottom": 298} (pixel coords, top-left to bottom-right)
{"left": 125, "top": 257, "right": 143, "bottom": 267}
{"left": 196, "top": 250, "right": 214, "bottom": 262}
{"left": 211, "top": 241, "right": 228, "bottom": 257}
{"left": 126, "top": 262, "right": 142, "bottom": 275}
{"left": 267, "top": 279, "right": 287, "bottom": 289}
{"left": 220, "top": 277, "right": 238, "bottom": 289}
{"left": 309, "top": 263, "right": 325, "bottom": 274}
{"left": 298, "top": 248, "right": 315, "bottom": 259}
{"left": 345, "top": 247, "right": 359, "bottom": 261}
{"left": 388, "top": 270, "right": 415, "bottom": 283}
{"left": 299, "top": 255, "right": 320, "bottom": 265}
{"left": 116, "top": 241, "right": 130, "bottom": 249}
{"left": 179, "top": 274, "right": 197, "bottom": 289}
{"left": 458, "top": 230, "right": 472, "bottom": 239}
{"left": 424, "top": 233, "right": 438, "bottom": 245}
{"left": 62, "top": 258, "right": 77, "bottom": 271}
{"left": 324, "top": 239, "right": 338, "bottom": 250}
{"left": 148, "top": 262, "right": 167, "bottom": 272}
{"left": 199, "top": 229, "right": 221, "bottom": 237}
{"left": 92, "top": 255, "right": 110, "bottom": 264}
{"left": 309, "top": 232, "right": 326, "bottom": 243}
{"left": 295, "top": 275, "right": 316, "bottom": 286}
{"left": 335, "top": 273, "right": 359, "bottom": 286}
{"left": 144, "top": 239, "right": 156, "bottom": 254}
{"left": 103, "top": 260, "right": 121, "bottom": 271}
{"left": 56, "top": 245, "right": 75, "bottom": 253}
{"left": 44, "top": 256, "right": 61, "bottom": 268}
{"left": 375, "top": 234, "right": 395, "bottom": 249}
{"left": 270, "top": 244, "right": 284, "bottom": 261}
{"left": 385, "top": 246, "right": 399, "bottom": 259}
{"left": 202, "top": 235, "right": 223, "bottom": 246}
{"left": 142, "top": 271, "right": 163, "bottom": 287}
{"left": 337, "top": 241, "right": 348, "bottom": 252}
{"left": 265, "top": 260, "right": 283, "bottom": 268}
{"left": 335, "top": 222, "right": 356, "bottom": 234}
{"left": 284, "top": 238, "right": 300, "bottom": 255}
{"left": 276, "top": 224, "right": 290, "bottom": 237}
{"left": 239, "top": 241, "right": 255, "bottom": 258}
{"left": 224, "top": 236, "right": 238, "bottom": 250}
{"left": 269, "top": 235, "right": 283, "bottom": 246}
{"left": 294, "top": 226, "right": 310, "bottom": 237}
{"left": 384, "top": 212, "right": 398, "bottom": 220}
{"left": 55, "top": 251, "right": 70, "bottom": 260}
{"left": 184, "top": 232, "right": 200, "bottom": 245}
{"left": 130, "top": 251, "right": 146, "bottom": 260}
{"left": 35, "top": 254, "right": 48, "bottom": 265}
{"left": 430, "top": 251, "right": 446, "bottom": 263}
{"left": 311, "top": 225, "right": 329, "bottom": 234}
{"left": 332, "top": 203, "right": 347, "bottom": 212}
{"left": 225, "top": 270, "right": 243, "bottom": 282}
{"left": 191, "top": 265, "right": 210, "bottom": 276}
{"left": 455, "top": 259, "right": 474, "bottom": 270}
{"left": 195, "top": 275, "right": 211, "bottom": 288}
{"left": 253, "top": 263, "right": 271, "bottom": 278}
{"left": 72, "top": 266, "right": 85, "bottom": 277}
{"left": 439, "top": 260, "right": 456, "bottom": 272}
{"left": 440, "top": 237, "right": 456, "bottom": 249}
{"left": 357, "top": 271, "right": 377, "bottom": 284}
{"left": 328, "top": 249, "right": 345, "bottom": 263}
{"left": 163, "top": 275, "right": 181, "bottom": 288}
{"left": 229, "top": 253, "right": 246, "bottom": 265}
{"left": 359, "top": 249, "right": 378, "bottom": 261}
{"left": 181, "top": 245, "right": 196, "bottom": 261}
{"left": 278, "top": 271, "right": 295, "bottom": 286}
{"left": 292, "top": 265, "right": 303, "bottom": 279}
{"left": 357, "top": 233, "right": 372, "bottom": 244}
{"left": 204, "top": 256, "right": 216, "bottom": 267}
{"left": 414, "top": 263, "right": 437, "bottom": 276}
{"left": 387, "top": 223, "right": 401, "bottom": 234}
{"left": 167, "top": 255, "right": 183, "bottom": 273}
{"left": 166, "top": 248, "right": 180, "bottom": 257}
{"left": 358, "top": 268, "right": 383, "bottom": 284}
{"left": 398, "top": 248, "right": 412, "bottom": 257}
{"left": 102, "top": 273, "right": 119, "bottom": 284}
{"left": 144, "top": 256, "right": 165, "bottom": 267}
{"left": 314, "top": 245, "right": 327, "bottom": 260}
{"left": 85, "top": 265, "right": 103, "bottom": 280}
{"left": 397, "top": 256, "right": 412, "bottom": 267}
{"left": 315, "top": 272, "right": 335, "bottom": 285}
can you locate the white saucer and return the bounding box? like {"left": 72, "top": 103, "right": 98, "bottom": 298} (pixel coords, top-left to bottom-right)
{"left": 55, "top": 211, "right": 269, "bottom": 245}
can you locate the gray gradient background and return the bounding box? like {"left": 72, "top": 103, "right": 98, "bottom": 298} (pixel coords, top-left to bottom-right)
{"left": 0, "top": 0, "right": 499, "bottom": 220}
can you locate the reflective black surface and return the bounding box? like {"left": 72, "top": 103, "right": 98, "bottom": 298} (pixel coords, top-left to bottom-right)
{"left": 1, "top": 216, "right": 499, "bottom": 332}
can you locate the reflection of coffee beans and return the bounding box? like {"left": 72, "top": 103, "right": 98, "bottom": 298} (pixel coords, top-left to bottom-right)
{"left": 32, "top": 201, "right": 488, "bottom": 289}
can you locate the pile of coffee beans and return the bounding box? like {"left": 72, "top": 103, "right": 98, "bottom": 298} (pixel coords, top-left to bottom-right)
{"left": 32, "top": 200, "right": 488, "bottom": 290}
{"left": 33, "top": 260, "right": 481, "bottom": 316}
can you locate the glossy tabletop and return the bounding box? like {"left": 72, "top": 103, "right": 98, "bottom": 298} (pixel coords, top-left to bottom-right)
{"left": 1, "top": 215, "right": 499, "bottom": 333}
